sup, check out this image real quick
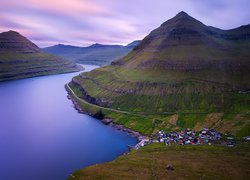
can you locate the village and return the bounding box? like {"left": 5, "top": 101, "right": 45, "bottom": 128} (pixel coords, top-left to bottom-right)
{"left": 133, "top": 128, "right": 241, "bottom": 150}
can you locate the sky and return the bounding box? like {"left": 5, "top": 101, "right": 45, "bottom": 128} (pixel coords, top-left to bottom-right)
{"left": 1, "top": 0, "right": 250, "bottom": 47}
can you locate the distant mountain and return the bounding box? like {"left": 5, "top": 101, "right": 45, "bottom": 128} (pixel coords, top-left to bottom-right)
{"left": 43, "top": 40, "right": 141, "bottom": 66}
{"left": 0, "top": 31, "right": 81, "bottom": 81}
{"left": 126, "top": 40, "right": 141, "bottom": 47}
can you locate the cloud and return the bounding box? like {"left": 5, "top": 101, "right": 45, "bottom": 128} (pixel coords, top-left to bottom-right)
{"left": 1, "top": 0, "right": 250, "bottom": 47}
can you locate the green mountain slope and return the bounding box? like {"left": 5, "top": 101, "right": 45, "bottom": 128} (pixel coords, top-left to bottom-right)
{"left": 69, "top": 12, "right": 250, "bottom": 135}
{"left": 43, "top": 41, "right": 140, "bottom": 66}
{"left": 0, "top": 31, "right": 82, "bottom": 81}
{"left": 70, "top": 12, "right": 250, "bottom": 112}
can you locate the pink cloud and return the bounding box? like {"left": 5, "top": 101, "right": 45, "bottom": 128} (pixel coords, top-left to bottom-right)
{"left": 1, "top": 0, "right": 108, "bottom": 16}
{"left": 1, "top": 0, "right": 250, "bottom": 47}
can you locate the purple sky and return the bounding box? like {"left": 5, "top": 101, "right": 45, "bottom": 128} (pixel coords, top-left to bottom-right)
{"left": 1, "top": 0, "right": 250, "bottom": 47}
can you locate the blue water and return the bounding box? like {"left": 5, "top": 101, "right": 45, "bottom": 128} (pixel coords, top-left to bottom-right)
{"left": 0, "top": 65, "right": 137, "bottom": 180}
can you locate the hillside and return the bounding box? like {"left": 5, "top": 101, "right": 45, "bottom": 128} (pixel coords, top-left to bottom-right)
{"left": 68, "top": 12, "right": 250, "bottom": 135}
{"left": 0, "top": 31, "right": 81, "bottom": 82}
{"left": 69, "top": 143, "right": 250, "bottom": 180}
{"left": 43, "top": 41, "right": 140, "bottom": 66}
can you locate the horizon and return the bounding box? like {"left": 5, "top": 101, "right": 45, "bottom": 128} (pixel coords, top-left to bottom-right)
{"left": 1, "top": 0, "right": 250, "bottom": 47}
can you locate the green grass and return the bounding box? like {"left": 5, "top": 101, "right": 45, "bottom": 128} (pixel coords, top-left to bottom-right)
{"left": 177, "top": 114, "right": 206, "bottom": 129}
{"left": 73, "top": 65, "right": 250, "bottom": 115}
{"left": 73, "top": 76, "right": 250, "bottom": 114}
{"left": 222, "top": 113, "right": 236, "bottom": 121}
{"left": 236, "top": 124, "right": 250, "bottom": 137}
{"left": 67, "top": 83, "right": 250, "bottom": 137}
{"left": 69, "top": 142, "right": 250, "bottom": 180}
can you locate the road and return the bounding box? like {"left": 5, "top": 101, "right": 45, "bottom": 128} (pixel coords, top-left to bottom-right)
{"left": 66, "top": 83, "right": 142, "bottom": 116}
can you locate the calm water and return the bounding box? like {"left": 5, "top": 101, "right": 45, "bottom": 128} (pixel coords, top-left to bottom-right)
{"left": 0, "top": 65, "right": 137, "bottom": 180}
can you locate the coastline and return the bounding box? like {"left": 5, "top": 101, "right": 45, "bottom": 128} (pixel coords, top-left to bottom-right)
{"left": 0, "top": 64, "right": 83, "bottom": 83}
{"left": 65, "top": 84, "right": 148, "bottom": 142}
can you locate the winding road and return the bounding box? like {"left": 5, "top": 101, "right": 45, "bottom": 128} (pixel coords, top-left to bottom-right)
{"left": 66, "top": 83, "right": 143, "bottom": 116}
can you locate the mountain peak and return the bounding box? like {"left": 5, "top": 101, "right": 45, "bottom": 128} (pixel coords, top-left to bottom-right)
{"left": 175, "top": 11, "right": 189, "bottom": 18}
{"left": 171, "top": 11, "right": 197, "bottom": 22}
{"left": 89, "top": 43, "right": 104, "bottom": 48}
{"left": 7, "top": 30, "right": 19, "bottom": 34}
{"left": 0, "top": 30, "right": 41, "bottom": 53}
{"left": 1, "top": 30, "right": 21, "bottom": 37}
{"left": 160, "top": 11, "right": 203, "bottom": 28}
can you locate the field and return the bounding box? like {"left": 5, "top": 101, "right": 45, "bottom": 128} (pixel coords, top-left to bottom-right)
{"left": 69, "top": 143, "right": 250, "bottom": 180}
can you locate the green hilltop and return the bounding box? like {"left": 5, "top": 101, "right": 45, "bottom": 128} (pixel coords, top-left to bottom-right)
{"left": 69, "top": 12, "right": 250, "bottom": 136}
{"left": 0, "top": 30, "right": 81, "bottom": 82}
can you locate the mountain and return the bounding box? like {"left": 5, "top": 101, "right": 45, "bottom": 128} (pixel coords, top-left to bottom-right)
{"left": 69, "top": 12, "right": 250, "bottom": 136}
{"left": 0, "top": 30, "right": 81, "bottom": 82}
{"left": 126, "top": 40, "right": 141, "bottom": 47}
{"left": 114, "top": 11, "right": 250, "bottom": 72}
{"left": 0, "top": 30, "right": 42, "bottom": 53}
{"left": 43, "top": 40, "right": 141, "bottom": 66}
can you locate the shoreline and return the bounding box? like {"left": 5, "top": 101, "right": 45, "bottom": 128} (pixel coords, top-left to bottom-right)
{"left": 0, "top": 65, "right": 83, "bottom": 83}
{"left": 65, "top": 85, "right": 148, "bottom": 143}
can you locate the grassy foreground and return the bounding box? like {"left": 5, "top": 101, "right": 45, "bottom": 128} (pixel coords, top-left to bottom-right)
{"left": 69, "top": 143, "right": 250, "bottom": 180}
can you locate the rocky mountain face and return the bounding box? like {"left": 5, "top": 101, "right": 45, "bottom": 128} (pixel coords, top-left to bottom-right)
{"left": 0, "top": 30, "right": 81, "bottom": 81}
{"left": 43, "top": 40, "right": 141, "bottom": 66}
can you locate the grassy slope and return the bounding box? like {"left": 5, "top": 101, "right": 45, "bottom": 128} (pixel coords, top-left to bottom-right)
{"left": 73, "top": 63, "right": 250, "bottom": 112}
{"left": 69, "top": 143, "right": 250, "bottom": 180}
{"left": 68, "top": 66, "right": 250, "bottom": 136}
{"left": 70, "top": 14, "right": 250, "bottom": 114}
{"left": 68, "top": 39, "right": 250, "bottom": 134}
{"left": 67, "top": 83, "right": 250, "bottom": 137}
{"left": 68, "top": 14, "right": 250, "bottom": 116}
{"left": 0, "top": 53, "right": 81, "bottom": 81}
